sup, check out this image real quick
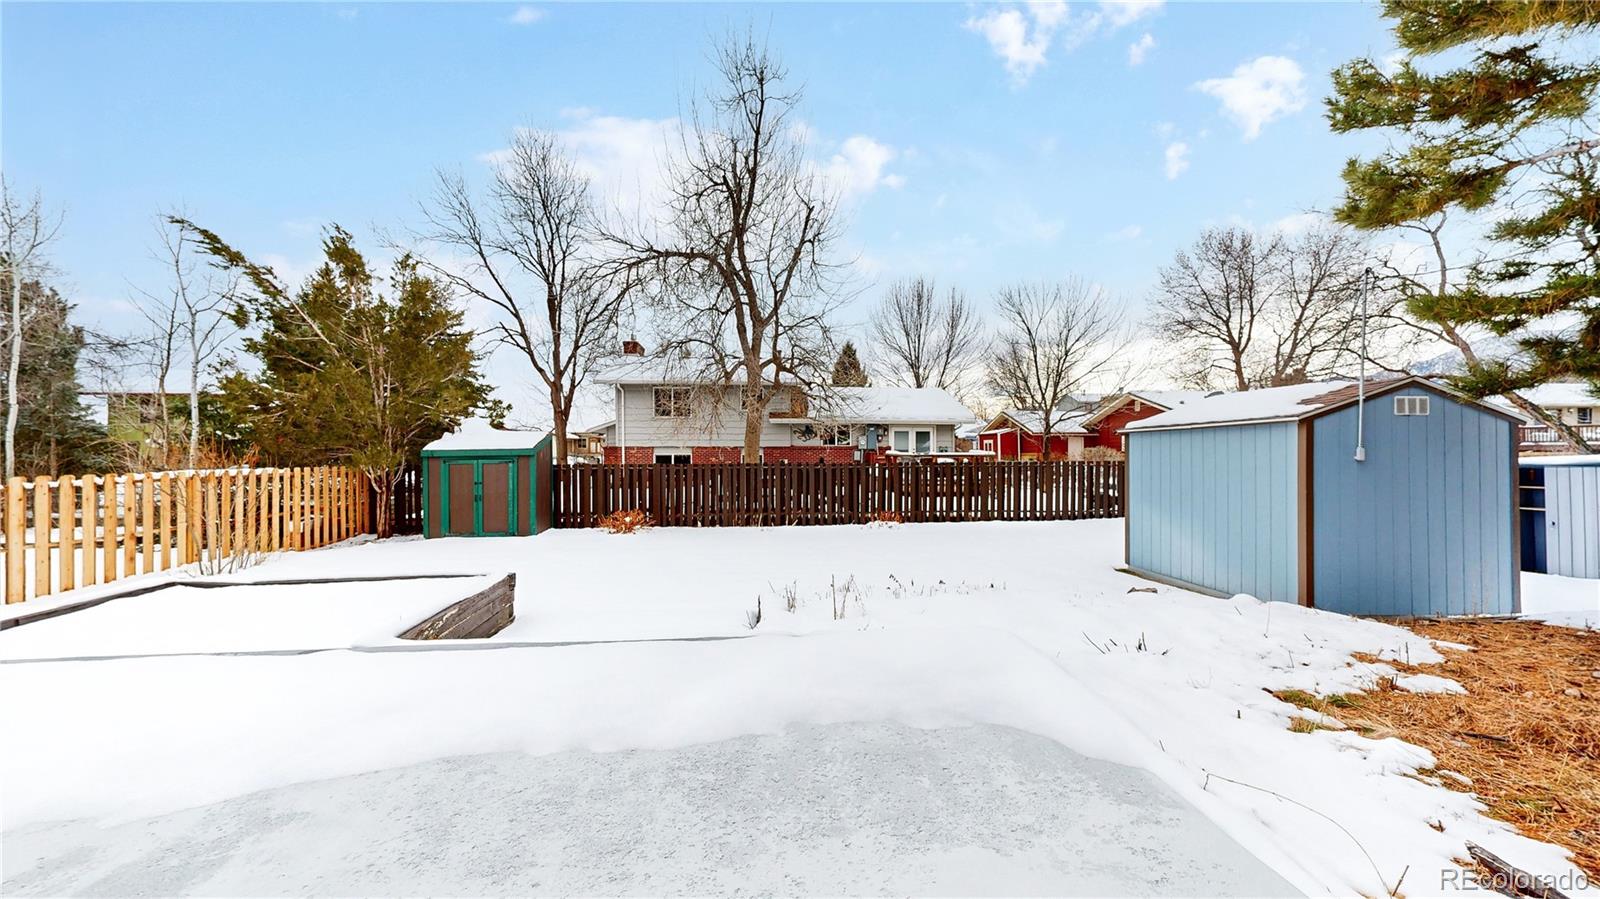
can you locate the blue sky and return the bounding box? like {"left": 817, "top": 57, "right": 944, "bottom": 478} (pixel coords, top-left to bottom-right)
{"left": 4, "top": 1, "right": 1400, "bottom": 421}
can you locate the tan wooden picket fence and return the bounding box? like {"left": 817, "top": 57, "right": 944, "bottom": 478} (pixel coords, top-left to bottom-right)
{"left": 2, "top": 466, "right": 370, "bottom": 605}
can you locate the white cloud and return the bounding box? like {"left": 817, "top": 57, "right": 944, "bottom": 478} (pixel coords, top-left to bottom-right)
{"left": 1108, "top": 224, "right": 1143, "bottom": 241}
{"left": 965, "top": 0, "right": 1161, "bottom": 85}
{"left": 1128, "top": 32, "right": 1155, "bottom": 66}
{"left": 818, "top": 135, "right": 906, "bottom": 198}
{"left": 1163, "top": 141, "right": 1190, "bottom": 179}
{"left": 481, "top": 110, "right": 678, "bottom": 217}
{"left": 1099, "top": 0, "right": 1162, "bottom": 28}
{"left": 1195, "top": 55, "right": 1307, "bottom": 140}
{"left": 1272, "top": 211, "right": 1326, "bottom": 235}
{"left": 964, "top": 6, "right": 1053, "bottom": 83}
{"left": 507, "top": 6, "right": 544, "bottom": 25}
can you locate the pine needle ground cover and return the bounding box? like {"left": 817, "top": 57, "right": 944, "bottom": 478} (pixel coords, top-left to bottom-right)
{"left": 1285, "top": 619, "right": 1599, "bottom": 878}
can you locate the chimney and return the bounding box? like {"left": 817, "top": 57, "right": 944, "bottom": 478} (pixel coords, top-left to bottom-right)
{"left": 622, "top": 340, "right": 644, "bottom": 356}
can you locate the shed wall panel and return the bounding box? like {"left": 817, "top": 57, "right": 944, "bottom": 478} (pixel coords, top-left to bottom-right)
{"left": 1545, "top": 464, "right": 1600, "bottom": 578}
{"left": 1311, "top": 387, "right": 1515, "bottom": 616}
{"left": 1127, "top": 422, "right": 1299, "bottom": 603}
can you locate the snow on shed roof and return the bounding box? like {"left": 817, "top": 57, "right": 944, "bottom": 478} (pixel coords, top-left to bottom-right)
{"left": 1520, "top": 454, "right": 1600, "bottom": 467}
{"left": 1126, "top": 377, "right": 1521, "bottom": 432}
{"left": 423, "top": 418, "right": 546, "bottom": 453}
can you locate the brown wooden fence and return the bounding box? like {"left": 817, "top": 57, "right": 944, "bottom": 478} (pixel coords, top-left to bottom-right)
{"left": 2, "top": 466, "right": 369, "bottom": 605}
{"left": 553, "top": 460, "right": 1124, "bottom": 528}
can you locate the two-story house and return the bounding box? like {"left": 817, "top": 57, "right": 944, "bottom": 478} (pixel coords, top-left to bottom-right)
{"left": 588, "top": 353, "right": 975, "bottom": 464}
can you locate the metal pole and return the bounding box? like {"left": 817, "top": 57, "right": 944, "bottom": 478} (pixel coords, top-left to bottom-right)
{"left": 1355, "top": 267, "right": 1372, "bottom": 462}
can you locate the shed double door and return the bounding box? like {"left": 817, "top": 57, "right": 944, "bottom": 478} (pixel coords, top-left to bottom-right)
{"left": 444, "top": 460, "right": 515, "bottom": 536}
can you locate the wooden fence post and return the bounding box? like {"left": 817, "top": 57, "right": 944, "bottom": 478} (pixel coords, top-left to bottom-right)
{"left": 140, "top": 473, "right": 154, "bottom": 574}
{"left": 5, "top": 478, "right": 25, "bottom": 603}
{"left": 33, "top": 475, "right": 51, "bottom": 599}
{"left": 120, "top": 474, "right": 137, "bottom": 579}
{"left": 185, "top": 474, "right": 202, "bottom": 565}
{"left": 81, "top": 474, "right": 99, "bottom": 587}
{"left": 58, "top": 475, "right": 76, "bottom": 592}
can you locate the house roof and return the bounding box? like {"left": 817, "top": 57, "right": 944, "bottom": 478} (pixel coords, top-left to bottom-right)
{"left": 593, "top": 357, "right": 741, "bottom": 386}
{"left": 422, "top": 418, "right": 547, "bottom": 453}
{"left": 980, "top": 408, "right": 1093, "bottom": 436}
{"left": 1124, "top": 376, "right": 1520, "bottom": 432}
{"left": 801, "top": 387, "right": 975, "bottom": 425}
{"left": 1517, "top": 381, "right": 1600, "bottom": 408}
{"left": 1080, "top": 389, "right": 1213, "bottom": 426}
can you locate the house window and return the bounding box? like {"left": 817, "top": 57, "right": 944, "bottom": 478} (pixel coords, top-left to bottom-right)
{"left": 654, "top": 449, "right": 691, "bottom": 464}
{"left": 653, "top": 386, "right": 691, "bottom": 418}
{"left": 893, "top": 428, "right": 932, "bottom": 453}
{"left": 822, "top": 425, "right": 852, "bottom": 446}
{"left": 1579, "top": 408, "right": 1594, "bottom": 425}
{"left": 1393, "top": 395, "right": 1431, "bottom": 416}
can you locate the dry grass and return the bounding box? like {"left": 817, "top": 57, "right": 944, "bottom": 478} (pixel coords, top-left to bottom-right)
{"left": 598, "top": 509, "right": 653, "bottom": 534}
{"left": 1289, "top": 619, "right": 1599, "bottom": 878}
{"left": 869, "top": 510, "right": 905, "bottom": 525}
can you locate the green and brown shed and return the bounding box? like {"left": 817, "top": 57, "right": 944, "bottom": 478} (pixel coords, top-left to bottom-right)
{"left": 421, "top": 420, "right": 552, "bottom": 538}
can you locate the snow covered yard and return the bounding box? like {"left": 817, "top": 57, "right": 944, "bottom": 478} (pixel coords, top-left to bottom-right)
{"left": 3, "top": 519, "right": 1595, "bottom": 896}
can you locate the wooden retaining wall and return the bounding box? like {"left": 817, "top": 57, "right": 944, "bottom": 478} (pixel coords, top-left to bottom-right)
{"left": 398, "top": 574, "right": 515, "bottom": 640}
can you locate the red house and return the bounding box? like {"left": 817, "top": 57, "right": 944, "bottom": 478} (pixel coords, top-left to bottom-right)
{"left": 979, "top": 391, "right": 1208, "bottom": 460}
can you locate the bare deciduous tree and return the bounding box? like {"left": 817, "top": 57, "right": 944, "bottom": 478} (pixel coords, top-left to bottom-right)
{"left": 607, "top": 34, "right": 845, "bottom": 462}
{"left": 131, "top": 215, "right": 238, "bottom": 468}
{"left": 418, "top": 130, "right": 628, "bottom": 464}
{"left": 1369, "top": 212, "right": 1594, "bottom": 452}
{"left": 1, "top": 177, "right": 63, "bottom": 480}
{"left": 988, "top": 279, "right": 1128, "bottom": 460}
{"left": 870, "top": 276, "right": 987, "bottom": 395}
{"left": 1153, "top": 225, "right": 1372, "bottom": 391}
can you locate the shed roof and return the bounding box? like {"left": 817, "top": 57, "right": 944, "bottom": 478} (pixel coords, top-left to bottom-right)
{"left": 1124, "top": 376, "right": 1518, "bottom": 432}
{"left": 422, "top": 418, "right": 546, "bottom": 453}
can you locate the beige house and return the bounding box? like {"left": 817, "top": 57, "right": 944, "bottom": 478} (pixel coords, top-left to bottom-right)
{"left": 589, "top": 355, "right": 974, "bottom": 464}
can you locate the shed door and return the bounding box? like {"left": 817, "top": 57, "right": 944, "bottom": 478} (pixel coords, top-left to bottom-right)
{"left": 446, "top": 462, "right": 477, "bottom": 536}
{"left": 480, "top": 462, "right": 512, "bottom": 536}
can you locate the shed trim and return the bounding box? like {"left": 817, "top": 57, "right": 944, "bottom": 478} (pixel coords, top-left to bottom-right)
{"left": 1296, "top": 419, "right": 1315, "bottom": 608}
{"left": 1118, "top": 566, "right": 1231, "bottom": 598}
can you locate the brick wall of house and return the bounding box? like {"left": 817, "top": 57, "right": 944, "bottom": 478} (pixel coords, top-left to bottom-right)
{"left": 691, "top": 446, "right": 744, "bottom": 464}
{"left": 760, "top": 445, "right": 857, "bottom": 464}
{"left": 602, "top": 446, "right": 656, "bottom": 464}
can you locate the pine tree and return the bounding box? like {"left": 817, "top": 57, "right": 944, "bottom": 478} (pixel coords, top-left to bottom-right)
{"left": 180, "top": 222, "right": 490, "bottom": 536}
{"left": 0, "top": 277, "right": 105, "bottom": 475}
{"left": 831, "top": 341, "right": 870, "bottom": 387}
{"left": 1327, "top": 1, "right": 1600, "bottom": 397}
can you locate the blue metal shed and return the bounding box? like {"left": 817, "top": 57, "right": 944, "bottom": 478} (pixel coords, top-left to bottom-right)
{"left": 1519, "top": 456, "right": 1600, "bottom": 578}
{"left": 1124, "top": 377, "right": 1520, "bottom": 617}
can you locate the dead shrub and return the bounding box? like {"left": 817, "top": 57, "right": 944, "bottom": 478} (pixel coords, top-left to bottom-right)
{"left": 869, "top": 510, "right": 904, "bottom": 525}
{"left": 599, "top": 509, "right": 653, "bottom": 534}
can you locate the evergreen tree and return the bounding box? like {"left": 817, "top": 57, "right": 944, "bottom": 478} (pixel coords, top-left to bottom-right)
{"left": 180, "top": 223, "right": 489, "bottom": 536}
{"left": 831, "top": 341, "right": 870, "bottom": 387}
{"left": 1327, "top": 1, "right": 1600, "bottom": 397}
{"left": 0, "top": 277, "right": 105, "bottom": 475}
